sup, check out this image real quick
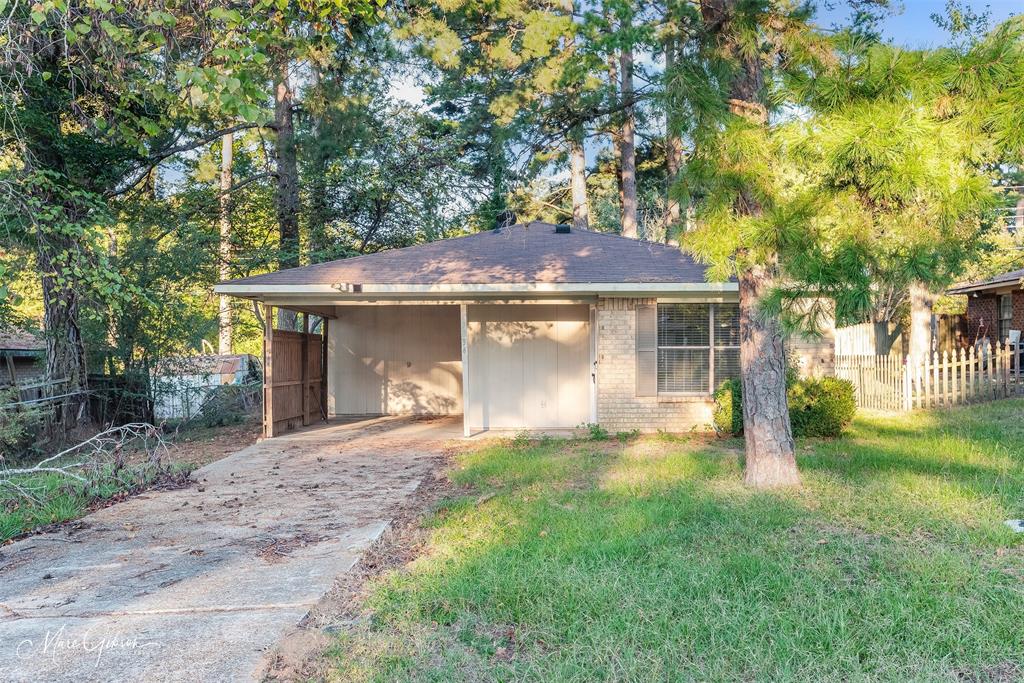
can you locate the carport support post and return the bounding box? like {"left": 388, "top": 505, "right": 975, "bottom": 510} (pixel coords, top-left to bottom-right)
{"left": 263, "top": 303, "right": 275, "bottom": 438}
{"left": 301, "top": 314, "right": 310, "bottom": 426}
{"left": 460, "top": 303, "right": 470, "bottom": 437}
{"left": 321, "top": 318, "right": 329, "bottom": 421}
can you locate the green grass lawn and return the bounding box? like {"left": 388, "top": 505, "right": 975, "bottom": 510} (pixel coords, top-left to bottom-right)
{"left": 331, "top": 401, "right": 1024, "bottom": 682}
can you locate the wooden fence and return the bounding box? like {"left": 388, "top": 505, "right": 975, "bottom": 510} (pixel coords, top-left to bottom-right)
{"left": 835, "top": 341, "right": 1023, "bottom": 411}
{"left": 834, "top": 315, "right": 968, "bottom": 358}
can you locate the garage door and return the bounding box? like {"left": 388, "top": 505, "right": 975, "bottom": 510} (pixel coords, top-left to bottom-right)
{"left": 466, "top": 304, "right": 591, "bottom": 430}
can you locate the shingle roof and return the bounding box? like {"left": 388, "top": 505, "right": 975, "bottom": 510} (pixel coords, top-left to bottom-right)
{"left": 221, "top": 222, "right": 713, "bottom": 288}
{"left": 153, "top": 354, "right": 258, "bottom": 377}
{"left": 0, "top": 329, "right": 44, "bottom": 352}
{"left": 947, "top": 267, "right": 1024, "bottom": 295}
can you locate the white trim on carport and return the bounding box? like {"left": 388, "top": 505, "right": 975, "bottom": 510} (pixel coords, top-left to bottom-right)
{"left": 214, "top": 282, "right": 739, "bottom": 297}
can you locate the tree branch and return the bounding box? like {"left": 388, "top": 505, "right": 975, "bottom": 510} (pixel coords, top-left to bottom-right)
{"left": 108, "top": 123, "right": 273, "bottom": 198}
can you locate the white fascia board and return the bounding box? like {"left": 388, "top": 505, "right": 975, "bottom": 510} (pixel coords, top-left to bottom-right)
{"left": 213, "top": 282, "right": 739, "bottom": 297}
{"left": 948, "top": 280, "right": 1022, "bottom": 296}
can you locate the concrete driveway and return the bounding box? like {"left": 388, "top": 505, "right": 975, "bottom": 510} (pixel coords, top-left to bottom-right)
{"left": 0, "top": 416, "right": 460, "bottom": 682}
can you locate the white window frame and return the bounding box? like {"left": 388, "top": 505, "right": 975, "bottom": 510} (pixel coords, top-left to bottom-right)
{"left": 999, "top": 294, "right": 1013, "bottom": 343}
{"left": 656, "top": 303, "right": 740, "bottom": 395}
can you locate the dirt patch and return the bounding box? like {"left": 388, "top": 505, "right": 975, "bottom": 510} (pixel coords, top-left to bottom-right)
{"left": 956, "top": 661, "right": 1022, "bottom": 683}
{"left": 261, "top": 447, "right": 470, "bottom": 681}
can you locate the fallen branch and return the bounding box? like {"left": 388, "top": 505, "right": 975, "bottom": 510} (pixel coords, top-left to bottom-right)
{"left": 0, "top": 423, "right": 170, "bottom": 492}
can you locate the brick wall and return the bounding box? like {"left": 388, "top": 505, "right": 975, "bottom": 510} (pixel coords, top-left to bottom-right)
{"left": 1017, "top": 291, "right": 1024, "bottom": 336}
{"left": 966, "top": 290, "right": 1024, "bottom": 342}
{"left": 966, "top": 295, "right": 997, "bottom": 341}
{"left": 595, "top": 297, "right": 713, "bottom": 432}
{"left": 965, "top": 292, "right": 1024, "bottom": 343}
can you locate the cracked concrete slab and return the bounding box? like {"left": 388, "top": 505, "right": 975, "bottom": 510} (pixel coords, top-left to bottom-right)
{"left": 0, "top": 416, "right": 458, "bottom": 682}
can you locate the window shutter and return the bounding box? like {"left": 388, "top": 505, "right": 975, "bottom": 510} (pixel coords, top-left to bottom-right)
{"left": 636, "top": 304, "right": 657, "bottom": 396}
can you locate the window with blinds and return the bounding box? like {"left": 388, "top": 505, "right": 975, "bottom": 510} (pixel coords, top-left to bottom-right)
{"left": 656, "top": 303, "right": 741, "bottom": 394}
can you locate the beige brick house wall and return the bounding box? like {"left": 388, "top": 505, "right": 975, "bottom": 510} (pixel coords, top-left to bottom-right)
{"left": 595, "top": 297, "right": 714, "bottom": 432}
{"left": 594, "top": 296, "right": 835, "bottom": 432}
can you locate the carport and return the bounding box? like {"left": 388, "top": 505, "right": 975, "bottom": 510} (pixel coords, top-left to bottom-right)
{"left": 254, "top": 299, "right": 594, "bottom": 438}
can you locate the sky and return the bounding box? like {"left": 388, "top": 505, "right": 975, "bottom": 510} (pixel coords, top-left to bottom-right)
{"left": 817, "top": 1, "right": 1021, "bottom": 47}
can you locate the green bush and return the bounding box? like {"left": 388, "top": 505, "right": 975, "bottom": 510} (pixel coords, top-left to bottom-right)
{"left": 788, "top": 376, "right": 857, "bottom": 437}
{"left": 713, "top": 376, "right": 856, "bottom": 438}
{"left": 712, "top": 380, "right": 743, "bottom": 436}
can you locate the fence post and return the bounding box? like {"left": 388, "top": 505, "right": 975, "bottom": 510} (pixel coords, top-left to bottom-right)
{"left": 902, "top": 357, "right": 911, "bottom": 411}
{"left": 1002, "top": 340, "right": 1010, "bottom": 398}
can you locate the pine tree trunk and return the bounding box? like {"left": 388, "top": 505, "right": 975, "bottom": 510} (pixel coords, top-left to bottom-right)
{"left": 664, "top": 35, "right": 684, "bottom": 241}
{"left": 618, "top": 46, "right": 639, "bottom": 239}
{"left": 908, "top": 281, "right": 934, "bottom": 361}
{"left": 702, "top": 0, "right": 798, "bottom": 488}
{"left": 218, "top": 131, "right": 234, "bottom": 356}
{"left": 273, "top": 55, "right": 299, "bottom": 331}
{"left": 569, "top": 135, "right": 590, "bottom": 230}
{"left": 307, "top": 65, "right": 331, "bottom": 264}
{"left": 739, "top": 263, "right": 799, "bottom": 488}
{"left": 606, "top": 53, "right": 625, "bottom": 219}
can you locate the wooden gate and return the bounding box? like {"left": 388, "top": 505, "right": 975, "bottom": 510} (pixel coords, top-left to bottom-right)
{"left": 263, "top": 309, "right": 329, "bottom": 437}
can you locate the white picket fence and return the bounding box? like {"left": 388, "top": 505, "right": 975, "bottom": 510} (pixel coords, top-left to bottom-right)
{"left": 835, "top": 341, "right": 1023, "bottom": 411}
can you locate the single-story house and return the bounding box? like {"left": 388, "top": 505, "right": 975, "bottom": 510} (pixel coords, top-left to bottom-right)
{"left": 948, "top": 267, "right": 1024, "bottom": 345}
{"left": 0, "top": 329, "right": 45, "bottom": 385}
{"left": 215, "top": 222, "right": 831, "bottom": 437}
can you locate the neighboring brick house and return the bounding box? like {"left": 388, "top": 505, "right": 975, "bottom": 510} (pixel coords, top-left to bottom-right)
{"left": 948, "top": 267, "right": 1024, "bottom": 345}
{"left": 215, "top": 222, "right": 833, "bottom": 436}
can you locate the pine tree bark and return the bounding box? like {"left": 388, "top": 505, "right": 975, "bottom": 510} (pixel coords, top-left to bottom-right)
{"left": 218, "top": 131, "right": 234, "bottom": 355}
{"left": 739, "top": 262, "right": 799, "bottom": 487}
{"left": 618, "top": 46, "right": 639, "bottom": 239}
{"left": 606, "top": 52, "right": 625, "bottom": 218}
{"left": 702, "top": 0, "right": 799, "bottom": 488}
{"left": 273, "top": 54, "right": 299, "bottom": 331}
{"left": 664, "top": 35, "right": 684, "bottom": 241}
{"left": 908, "top": 281, "right": 935, "bottom": 362}
{"left": 569, "top": 134, "right": 590, "bottom": 230}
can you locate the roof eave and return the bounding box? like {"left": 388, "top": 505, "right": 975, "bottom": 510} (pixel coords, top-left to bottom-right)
{"left": 947, "top": 278, "right": 1024, "bottom": 295}
{"left": 214, "top": 282, "right": 738, "bottom": 298}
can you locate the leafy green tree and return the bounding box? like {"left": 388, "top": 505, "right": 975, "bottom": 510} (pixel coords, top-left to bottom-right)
{"left": 0, "top": 0, "right": 381, "bottom": 425}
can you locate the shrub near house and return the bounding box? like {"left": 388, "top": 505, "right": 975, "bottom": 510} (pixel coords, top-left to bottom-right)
{"left": 714, "top": 376, "right": 856, "bottom": 437}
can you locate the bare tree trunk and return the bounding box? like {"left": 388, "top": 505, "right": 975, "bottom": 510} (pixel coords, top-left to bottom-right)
{"left": 908, "top": 281, "right": 935, "bottom": 362}
{"left": 702, "top": 0, "right": 798, "bottom": 488}
{"left": 218, "top": 131, "right": 233, "bottom": 356}
{"left": 569, "top": 134, "right": 590, "bottom": 230}
{"left": 38, "top": 241, "right": 88, "bottom": 427}
{"left": 664, "top": 35, "right": 684, "bottom": 242}
{"left": 273, "top": 55, "right": 299, "bottom": 331}
{"left": 618, "top": 46, "right": 639, "bottom": 239}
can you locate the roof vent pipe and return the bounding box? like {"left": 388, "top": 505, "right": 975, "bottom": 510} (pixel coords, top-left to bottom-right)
{"left": 554, "top": 223, "right": 571, "bottom": 234}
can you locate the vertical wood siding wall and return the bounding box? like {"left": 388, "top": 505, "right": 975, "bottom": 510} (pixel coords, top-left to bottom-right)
{"left": 465, "top": 304, "right": 590, "bottom": 430}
